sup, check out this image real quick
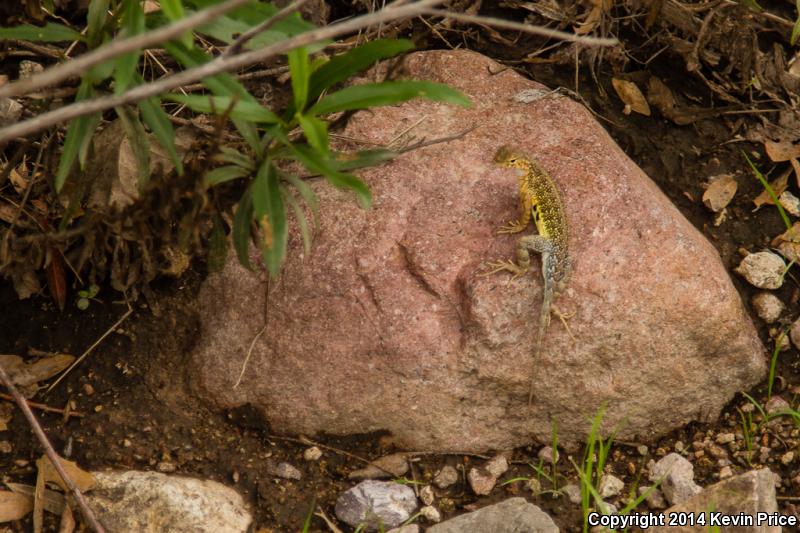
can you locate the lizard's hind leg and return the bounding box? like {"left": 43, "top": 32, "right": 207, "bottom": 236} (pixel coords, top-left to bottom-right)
{"left": 551, "top": 305, "right": 576, "bottom": 342}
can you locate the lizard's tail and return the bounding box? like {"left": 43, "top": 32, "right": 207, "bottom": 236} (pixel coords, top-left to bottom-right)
{"left": 527, "top": 284, "right": 553, "bottom": 406}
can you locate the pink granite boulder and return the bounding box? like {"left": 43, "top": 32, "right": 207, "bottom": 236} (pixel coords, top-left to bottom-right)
{"left": 186, "top": 50, "right": 765, "bottom": 451}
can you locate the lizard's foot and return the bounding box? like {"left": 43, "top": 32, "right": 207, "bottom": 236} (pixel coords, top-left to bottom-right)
{"left": 552, "top": 305, "right": 576, "bottom": 342}
{"left": 497, "top": 219, "right": 527, "bottom": 234}
{"left": 478, "top": 260, "right": 529, "bottom": 283}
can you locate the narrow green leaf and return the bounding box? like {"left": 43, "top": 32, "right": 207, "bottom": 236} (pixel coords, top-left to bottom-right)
{"left": 283, "top": 173, "right": 319, "bottom": 231}
{"left": 207, "top": 215, "right": 229, "bottom": 273}
{"left": 252, "top": 160, "right": 287, "bottom": 277}
{"left": 56, "top": 81, "right": 97, "bottom": 192}
{"left": 116, "top": 105, "right": 151, "bottom": 187}
{"left": 86, "top": 59, "right": 115, "bottom": 84}
{"left": 792, "top": 0, "right": 800, "bottom": 45}
{"left": 165, "top": 94, "right": 280, "bottom": 124}
{"left": 160, "top": 0, "right": 193, "bottom": 47}
{"left": 308, "top": 39, "right": 415, "bottom": 101}
{"left": 197, "top": 14, "right": 286, "bottom": 48}
{"left": 114, "top": 0, "right": 145, "bottom": 93}
{"left": 219, "top": 147, "right": 255, "bottom": 170}
{"left": 309, "top": 81, "right": 471, "bottom": 116}
{"left": 744, "top": 151, "right": 792, "bottom": 230}
{"left": 289, "top": 47, "right": 310, "bottom": 112}
{"left": 329, "top": 149, "right": 397, "bottom": 171}
{"left": 138, "top": 95, "right": 183, "bottom": 175}
{"left": 292, "top": 144, "right": 371, "bottom": 209}
{"left": 297, "top": 113, "right": 329, "bottom": 154}
{"left": 0, "top": 23, "right": 82, "bottom": 42}
{"left": 282, "top": 184, "right": 312, "bottom": 257}
{"left": 78, "top": 112, "right": 102, "bottom": 167}
{"left": 233, "top": 118, "right": 263, "bottom": 156}
{"left": 233, "top": 186, "right": 254, "bottom": 270}
{"left": 87, "top": 0, "right": 110, "bottom": 47}
{"left": 205, "top": 165, "right": 250, "bottom": 187}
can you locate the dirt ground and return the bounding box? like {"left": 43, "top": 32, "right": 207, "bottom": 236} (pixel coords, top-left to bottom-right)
{"left": 2, "top": 1, "right": 800, "bottom": 531}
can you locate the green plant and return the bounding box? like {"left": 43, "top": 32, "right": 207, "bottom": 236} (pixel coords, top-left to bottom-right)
{"left": 744, "top": 151, "right": 792, "bottom": 231}
{"left": 572, "top": 405, "right": 616, "bottom": 533}
{"left": 76, "top": 284, "right": 100, "bottom": 310}
{"left": 3, "top": 1, "right": 470, "bottom": 279}
{"left": 767, "top": 328, "right": 788, "bottom": 398}
{"left": 737, "top": 405, "right": 755, "bottom": 466}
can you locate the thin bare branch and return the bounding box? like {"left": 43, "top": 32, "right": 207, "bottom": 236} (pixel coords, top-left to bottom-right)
{"left": 418, "top": 9, "right": 620, "bottom": 45}
{"left": 0, "top": 362, "right": 105, "bottom": 532}
{"left": 0, "top": 0, "right": 251, "bottom": 99}
{"left": 0, "top": 0, "right": 445, "bottom": 144}
{"left": 224, "top": 0, "right": 312, "bottom": 56}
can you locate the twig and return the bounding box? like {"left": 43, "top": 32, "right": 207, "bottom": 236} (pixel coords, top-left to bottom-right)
{"left": 1, "top": 0, "right": 440, "bottom": 143}
{"left": 268, "top": 434, "right": 396, "bottom": 473}
{"left": 418, "top": 9, "right": 619, "bottom": 45}
{"left": 396, "top": 124, "right": 478, "bottom": 152}
{"left": 0, "top": 0, "right": 252, "bottom": 99}
{"left": 225, "top": 0, "right": 312, "bottom": 56}
{"left": 0, "top": 362, "right": 105, "bottom": 532}
{"left": 0, "top": 393, "right": 84, "bottom": 418}
{"left": 233, "top": 278, "right": 270, "bottom": 389}
{"left": 45, "top": 305, "right": 133, "bottom": 394}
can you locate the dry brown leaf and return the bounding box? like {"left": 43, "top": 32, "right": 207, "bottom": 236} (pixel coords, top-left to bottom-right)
{"left": 702, "top": 174, "right": 737, "bottom": 212}
{"left": 612, "top": 78, "right": 651, "bottom": 116}
{"left": 646, "top": 77, "right": 676, "bottom": 116}
{"left": 753, "top": 169, "right": 790, "bottom": 210}
{"left": 348, "top": 453, "right": 409, "bottom": 480}
{"left": 764, "top": 141, "right": 800, "bottom": 162}
{"left": 5, "top": 483, "right": 66, "bottom": 516}
{"left": 575, "top": 0, "right": 610, "bottom": 34}
{"left": 0, "top": 403, "right": 12, "bottom": 431}
{"left": 58, "top": 502, "right": 75, "bottom": 533}
{"left": 0, "top": 490, "right": 33, "bottom": 522}
{"left": 10, "top": 265, "right": 40, "bottom": 300}
{"left": 45, "top": 249, "right": 67, "bottom": 311}
{"left": 36, "top": 454, "right": 96, "bottom": 493}
{"left": 9, "top": 161, "right": 29, "bottom": 196}
{"left": 0, "top": 354, "right": 74, "bottom": 388}
{"left": 792, "top": 158, "right": 800, "bottom": 188}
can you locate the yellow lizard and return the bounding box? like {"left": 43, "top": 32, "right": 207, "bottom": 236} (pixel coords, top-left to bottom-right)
{"left": 481, "top": 145, "right": 573, "bottom": 405}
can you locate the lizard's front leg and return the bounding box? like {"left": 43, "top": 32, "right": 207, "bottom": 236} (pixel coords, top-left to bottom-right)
{"left": 498, "top": 195, "right": 534, "bottom": 234}
{"left": 480, "top": 234, "right": 550, "bottom": 281}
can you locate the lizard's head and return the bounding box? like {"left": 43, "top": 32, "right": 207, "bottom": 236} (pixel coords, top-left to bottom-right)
{"left": 493, "top": 145, "right": 527, "bottom": 169}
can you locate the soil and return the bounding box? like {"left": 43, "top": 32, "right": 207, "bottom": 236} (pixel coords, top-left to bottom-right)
{"left": 2, "top": 1, "right": 800, "bottom": 532}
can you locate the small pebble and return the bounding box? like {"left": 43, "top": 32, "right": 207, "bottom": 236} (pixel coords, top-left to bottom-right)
{"left": 0, "top": 441, "right": 12, "bottom": 454}
{"left": 419, "top": 485, "right": 434, "bottom": 506}
{"left": 268, "top": 461, "right": 302, "bottom": 480}
{"left": 637, "top": 445, "right": 648, "bottom": 456}
{"left": 599, "top": 474, "right": 624, "bottom": 498}
{"left": 719, "top": 466, "right": 733, "bottom": 478}
{"left": 303, "top": 446, "right": 322, "bottom": 461}
{"left": 735, "top": 251, "right": 786, "bottom": 289}
{"left": 538, "top": 446, "right": 559, "bottom": 464}
{"left": 420, "top": 505, "right": 441, "bottom": 523}
{"left": 674, "top": 441, "right": 685, "bottom": 452}
{"left": 779, "top": 191, "right": 800, "bottom": 217}
{"left": 434, "top": 465, "right": 458, "bottom": 489}
{"left": 751, "top": 292, "right": 784, "bottom": 323}
{"left": 156, "top": 461, "right": 176, "bottom": 473}
{"left": 526, "top": 477, "right": 542, "bottom": 494}
{"left": 781, "top": 451, "right": 794, "bottom": 465}
{"left": 562, "top": 483, "right": 582, "bottom": 504}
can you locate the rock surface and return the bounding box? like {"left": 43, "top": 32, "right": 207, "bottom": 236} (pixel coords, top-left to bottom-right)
{"left": 86, "top": 470, "right": 251, "bottom": 533}
{"left": 188, "top": 49, "right": 765, "bottom": 451}
{"left": 650, "top": 453, "right": 702, "bottom": 505}
{"left": 649, "top": 469, "right": 781, "bottom": 533}
{"left": 334, "top": 480, "right": 417, "bottom": 531}
{"left": 426, "top": 497, "right": 557, "bottom": 533}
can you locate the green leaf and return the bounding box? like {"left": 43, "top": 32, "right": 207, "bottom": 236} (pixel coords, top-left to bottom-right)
{"left": 289, "top": 46, "right": 310, "bottom": 112}
{"left": 792, "top": 0, "right": 800, "bottom": 45}
{"left": 197, "top": 14, "right": 287, "bottom": 48}
{"left": 232, "top": 118, "right": 263, "bottom": 156}
{"left": 138, "top": 95, "right": 183, "bottom": 175}
{"left": 207, "top": 215, "right": 229, "bottom": 273}
{"left": 164, "top": 94, "right": 280, "bottom": 124}
{"left": 329, "top": 149, "right": 397, "bottom": 171}
{"left": 734, "top": 0, "right": 762, "bottom": 12}
{"left": 282, "top": 184, "right": 312, "bottom": 257}
{"left": 87, "top": 0, "right": 110, "bottom": 48}
{"left": 744, "top": 151, "right": 792, "bottom": 230}
{"left": 219, "top": 147, "right": 255, "bottom": 170}
{"left": 115, "top": 0, "right": 145, "bottom": 93}
{"left": 309, "top": 81, "right": 471, "bottom": 116}
{"left": 308, "top": 39, "right": 414, "bottom": 101}
{"left": 297, "top": 113, "right": 329, "bottom": 153}
{"left": 0, "top": 23, "right": 83, "bottom": 42}
{"left": 252, "top": 160, "right": 287, "bottom": 277}
{"left": 205, "top": 165, "right": 250, "bottom": 187}
{"left": 283, "top": 173, "right": 319, "bottom": 231}
{"left": 56, "top": 81, "right": 98, "bottom": 192}
{"left": 292, "top": 144, "right": 371, "bottom": 208}
{"left": 233, "top": 186, "right": 254, "bottom": 270}
{"left": 116, "top": 105, "right": 151, "bottom": 188}
{"left": 160, "top": 0, "right": 193, "bottom": 47}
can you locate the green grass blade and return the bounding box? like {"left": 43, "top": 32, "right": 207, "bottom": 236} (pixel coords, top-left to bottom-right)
{"left": 0, "top": 22, "right": 83, "bottom": 42}
{"left": 159, "top": 0, "right": 193, "bottom": 47}
{"left": 233, "top": 186, "right": 254, "bottom": 270}
{"left": 114, "top": 0, "right": 145, "bottom": 93}
{"left": 138, "top": 95, "right": 183, "bottom": 175}
{"left": 219, "top": 147, "right": 255, "bottom": 170}
{"left": 291, "top": 145, "right": 371, "bottom": 208}
{"left": 87, "top": 0, "right": 110, "bottom": 47}
{"left": 56, "top": 80, "right": 98, "bottom": 191}
{"left": 283, "top": 184, "right": 312, "bottom": 257}
{"left": 308, "top": 39, "right": 415, "bottom": 102}
{"left": 165, "top": 94, "right": 280, "bottom": 124}
{"left": 744, "top": 151, "right": 792, "bottom": 230}
{"left": 282, "top": 173, "right": 319, "bottom": 231}
{"left": 309, "top": 81, "right": 471, "bottom": 116}
{"left": 116, "top": 105, "right": 151, "bottom": 187}
{"left": 252, "top": 160, "right": 287, "bottom": 277}
{"left": 205, "top": 165, "right": 250, "bottom": 187}
{"left": 793, "top": 0, "right": 800, "bottom": 45}
{"left": 297, "top": 113, "right": 329, "bottom": 154}
{"left": 289, "top": 46, "right": 310, "bottom": 112}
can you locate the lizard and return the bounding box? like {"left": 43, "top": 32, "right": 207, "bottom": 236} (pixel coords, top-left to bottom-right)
{"left": 480, "top": 145, "right": 573, "bottom": 405}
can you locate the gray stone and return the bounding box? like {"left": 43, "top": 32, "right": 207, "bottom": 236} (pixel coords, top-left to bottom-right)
{"left": 562, "top": 483, "right": 582, "bottom": 504}
{"left": 599, "top": 474, "right": 624, "bottom": 498}
{"left": 434, "top": 465, "right": 459, "bottom": 489}
{"left": 427, "top": 497, "right": 557, "bottom": 533}
{"left": 649, "top": 469, "right": 780, "bottom": 533}
{"left": 334, "top": 480, "right": 417, "bottom": 531}
{"left": 650, "top": 453, "right": 702, "bottom": 505}
{"left": 87, "top": 470, "right": 251, "bottom": 533}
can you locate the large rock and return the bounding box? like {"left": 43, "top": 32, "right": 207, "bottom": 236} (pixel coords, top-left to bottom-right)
{"left": 187, "top": 50, "right": 765, "bottom": 451}
{"left": 427, "top": 497, "right": 557, "bottom": 533}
